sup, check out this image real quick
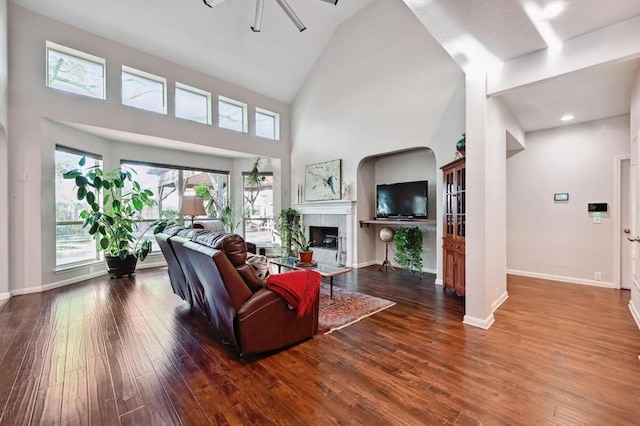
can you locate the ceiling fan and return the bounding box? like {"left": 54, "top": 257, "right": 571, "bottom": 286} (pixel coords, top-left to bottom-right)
{"left": 202, "top": 0, "right": 339, "bottom": 32}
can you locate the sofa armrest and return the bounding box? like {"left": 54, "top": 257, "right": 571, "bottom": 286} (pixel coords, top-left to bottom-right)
{"left": 235, "top": 288, "right": 319, "bottom": 354}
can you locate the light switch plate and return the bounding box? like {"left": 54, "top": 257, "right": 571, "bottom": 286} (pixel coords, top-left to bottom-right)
{"left": 593, "top": 215, "right": 602, "bottom": 224}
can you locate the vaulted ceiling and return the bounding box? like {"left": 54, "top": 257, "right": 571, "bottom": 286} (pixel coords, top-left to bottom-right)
{"left": 10, "top": 0, "right": 640, "bottom": 133}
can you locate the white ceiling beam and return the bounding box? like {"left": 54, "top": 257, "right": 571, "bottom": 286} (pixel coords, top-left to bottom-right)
{"left": 487, "top": 15, "right": 640, "bottom": 96}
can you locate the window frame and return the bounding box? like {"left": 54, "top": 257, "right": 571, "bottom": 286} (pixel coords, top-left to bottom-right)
{"left": 46, "top": 41, "right": 106, "bottom": 100}
{"left": 55, "top": 145, "right": 104, "bottom": 269}
{"left": 175, "top": 82, "right": 212, "bottom": 125}
{"left": 218, "top": 95, "right": 248, "bottom": 133}
{"left": 121, "top": 65, "right": 168, "bottom": 114}
{"left": 255, "top": 107, "right": 280, "bottom": 140}
{"left": 242, "top": 171, "right": 274, "bottom": 246}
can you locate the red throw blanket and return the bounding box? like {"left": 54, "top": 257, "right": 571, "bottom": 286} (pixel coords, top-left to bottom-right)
{"left": 266, "top": 270, "right": 321, "bottom": 318}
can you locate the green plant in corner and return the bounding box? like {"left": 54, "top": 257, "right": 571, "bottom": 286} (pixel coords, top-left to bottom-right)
{"left": 393, "top": 226, "right": 423, "bottom": 277}
{"left": 63, "top": 157, "right": 171, "bottom": 262}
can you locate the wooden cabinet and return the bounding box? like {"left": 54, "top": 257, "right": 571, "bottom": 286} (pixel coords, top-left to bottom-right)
{"left": 441, "top": 158, "right": 466, "bottom": 297}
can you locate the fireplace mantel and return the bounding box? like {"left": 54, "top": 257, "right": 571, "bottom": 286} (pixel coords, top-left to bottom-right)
{"left": 292, "top": 200, "right": 355, "bottom": 215}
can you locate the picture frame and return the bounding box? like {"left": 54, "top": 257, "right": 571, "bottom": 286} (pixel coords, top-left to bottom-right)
{"left": 304, "top": 159, "right": 342, "bottom": 201}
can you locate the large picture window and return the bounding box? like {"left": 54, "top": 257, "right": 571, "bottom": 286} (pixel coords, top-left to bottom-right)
{"left": 46, "top": 41, "right": 106, "bottom": 99}
{"left": 55, "top": 147, "right": 103, "bottom": 267}
{"left": 243, "top": 172, "right": 274, "bottom": 246}
{"left": 122, "top": 161, "right": 230, "bottom": 247}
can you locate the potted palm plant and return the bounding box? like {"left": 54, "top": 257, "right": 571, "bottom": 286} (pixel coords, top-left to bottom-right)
{"left": 63, "top": 157, "right": 170, "bottom": 277}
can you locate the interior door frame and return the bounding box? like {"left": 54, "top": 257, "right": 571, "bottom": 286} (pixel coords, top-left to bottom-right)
{"left": 614, "top": 154, "right": 631, "bottom": 289}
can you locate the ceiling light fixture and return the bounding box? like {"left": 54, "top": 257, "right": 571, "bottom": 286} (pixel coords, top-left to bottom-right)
{"left": 251, "top": 0, "right": 265, "bottom": 32}
{"left": 274, "top": 0, "right": 306, "bottom": 32}
{"left": 243, "top": 0, "right": 338, "bottom": 33}
{"left": 561, "top": 114, "right": 575, "bottom": 122}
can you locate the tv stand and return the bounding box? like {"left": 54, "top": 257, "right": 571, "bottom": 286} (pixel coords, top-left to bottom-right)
{"left": 359, "top": 219, "right": 436, "bottom": 228}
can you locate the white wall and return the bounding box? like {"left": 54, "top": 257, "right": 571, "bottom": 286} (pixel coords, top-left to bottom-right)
{"left": 8, "top": 5, "right": 291, "bottom": 294}
{"left": 0, "top": 0, "right": 8, "bottom": 299}
{"left": 291, "top": 0, "right": 465, "bottom": 278}
{"left": 630, "top": 72, "right": 640, "bottom": 329}
{"left": 507, "top": 115, "right": 630, "bottom": 287}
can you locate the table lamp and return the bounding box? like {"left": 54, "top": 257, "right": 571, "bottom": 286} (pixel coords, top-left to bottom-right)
{"left": 179, "top": 195, "right": 206, "bottom": 227}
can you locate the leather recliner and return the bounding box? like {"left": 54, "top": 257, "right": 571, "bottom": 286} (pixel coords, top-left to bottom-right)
{"left": 156, "top": 227, "right": 319, "bottom": 356}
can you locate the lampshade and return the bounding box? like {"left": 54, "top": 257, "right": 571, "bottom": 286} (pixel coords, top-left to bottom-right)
{"left": 179, "top": 195, "right": 206, "bottom": 218}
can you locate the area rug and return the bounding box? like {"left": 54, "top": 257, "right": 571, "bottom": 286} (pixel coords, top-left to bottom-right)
{"left": 318, "top": 285, "right": 396, "bottom": 334}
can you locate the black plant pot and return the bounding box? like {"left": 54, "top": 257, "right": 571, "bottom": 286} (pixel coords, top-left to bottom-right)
{"left": 105, "top": 254, "right": 138, "bottom": 278}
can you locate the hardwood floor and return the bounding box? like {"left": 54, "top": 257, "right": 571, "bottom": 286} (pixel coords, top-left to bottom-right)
{"left": 0, "top": 267, "right": 639, "bottom": 425}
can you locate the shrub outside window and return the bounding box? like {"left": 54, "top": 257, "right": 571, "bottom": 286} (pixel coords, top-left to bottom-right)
{"left": 255, "top": 108, "right": 280, "bottom": 140}
{"left": 46, "top": 41, "right": 106, "bottom": 99}
{"left": 55, "top": 147, "right": 103, "bottom": 267}
{"left": 219, "top": 96, "right": 248, "bottom": 133}
{"left": 122, "top": 66, "right": 167, "bottom": 114}
{"left": 176, "top": 83, "right": 211, "bottom": 124}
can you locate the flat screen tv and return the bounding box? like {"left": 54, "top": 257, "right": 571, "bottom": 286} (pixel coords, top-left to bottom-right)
{"left": 376, "top": 180, "right": 428, "bottom": 220}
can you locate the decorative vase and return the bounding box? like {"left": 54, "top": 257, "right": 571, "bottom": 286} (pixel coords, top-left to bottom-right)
{"left": 299, "top": 250, "right": 313, "bottom": 264}
{"left": 456, "top": 133, "right": 466, "bottom": 157}
{"left": 105, "top": 254, "right": 138, "bottom": 278}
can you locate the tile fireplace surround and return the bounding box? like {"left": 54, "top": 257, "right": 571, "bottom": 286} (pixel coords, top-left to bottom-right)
{"left": 292, "top": 201, "right": 355, "bottom": 267}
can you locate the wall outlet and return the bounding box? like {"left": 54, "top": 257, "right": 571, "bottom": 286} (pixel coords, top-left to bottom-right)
{"left": 594, "top": 272, "right": 602, "bottom": 281}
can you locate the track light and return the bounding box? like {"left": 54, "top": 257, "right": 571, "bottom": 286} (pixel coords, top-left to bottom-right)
{"left": 251, "top": 0, "right": 265, "bottom": 32}
{"left": 274, "top": 0, "right": 306, "bottom": 32}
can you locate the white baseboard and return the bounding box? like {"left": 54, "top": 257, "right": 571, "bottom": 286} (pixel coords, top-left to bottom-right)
{"left": 0, "top": 292, "right": 10, "bottom": 300}
{"left": 630, "top": 301, "right": 640, "bottom": 331}
{"left": 507, "top": 269, "right": 615, "bottom": 289}
{"left": 463, "top": 313, "right": 495, "bottom": 329}
{"left": 354, "top": 260, "right": 377, "bottom": 269}
{"left": 492, "top": 291, "right": 509, "bottom": 312}
{"left": 12, "top": 270, "right": 107, "bottom": 296}
{"left": 12, "top": 258, "right": 168, "bottom": 296}
{"left": 434, "top": 278, "right": 443, "bottom": 286}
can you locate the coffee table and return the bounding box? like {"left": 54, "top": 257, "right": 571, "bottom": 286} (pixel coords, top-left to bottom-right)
{"left": 269, "top": 257, "right": 352, "bottom": 298}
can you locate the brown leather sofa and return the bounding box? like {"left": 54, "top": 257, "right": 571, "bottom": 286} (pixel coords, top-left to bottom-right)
{"left": 156, "top": 227, "right": 319, "bottom": 356}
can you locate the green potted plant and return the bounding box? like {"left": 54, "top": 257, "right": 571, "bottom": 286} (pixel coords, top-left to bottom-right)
{"left": 293, "top": 229, "right": 314, "bottom": 264}
{"left": 63, "top": 157, "right": 171, "bottom": 277}
{"left": 393, "top": 226, "right": 423, "bottom": 277}
{"left": 276, "top": 207, "right": 300, "bottom": 256}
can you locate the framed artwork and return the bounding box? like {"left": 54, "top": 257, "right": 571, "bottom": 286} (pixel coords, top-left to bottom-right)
{"left": 305, "top": 159, "right": 342, "bottom": 201}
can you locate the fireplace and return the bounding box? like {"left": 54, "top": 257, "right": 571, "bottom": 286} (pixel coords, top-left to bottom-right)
{"left": 293, "top": 200, "right": 355, "bottom": 267}
{"left": 309, "top": 226, "right": 339, "bottom": 251}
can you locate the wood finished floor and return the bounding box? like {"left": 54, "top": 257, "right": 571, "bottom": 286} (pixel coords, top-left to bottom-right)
{"left": 0, "top": 267, "right": 639, "bottom": 425}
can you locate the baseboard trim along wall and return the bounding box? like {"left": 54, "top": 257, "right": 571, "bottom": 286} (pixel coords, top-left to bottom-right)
{"left": 463, "top": 313, "right": 495, "bottom": 329}
{"left": 12, "top": 270, "right": 107, "bottom": 296}
{"left": 434, "top": 278, "right": 443, "bottom": 286}
{"left": 492, "top": 291, "right": 509, "bottom": 312}
{"left": 354, "top": 260, "right": 378, "bottom": 269}
{"left": 0, "top": 292, "right": 10, "bottom": 300}
{"left": 630, "top": 301, "right": 640, "bottom": 331}
{"left": 12, "top": 258, "right": 169, "bottom": 296}
{"left": 507, "top": 269, "right": 615, "bottom": 289}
